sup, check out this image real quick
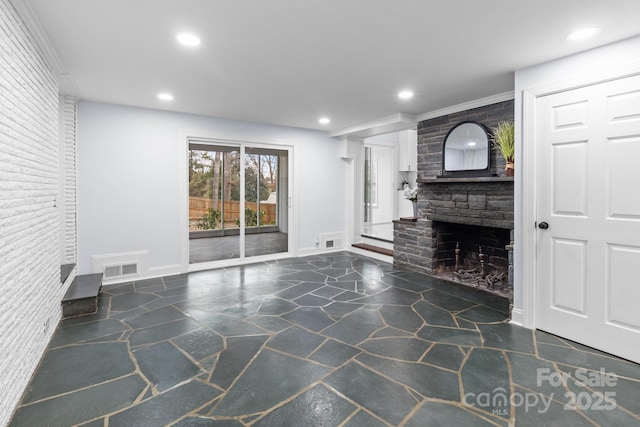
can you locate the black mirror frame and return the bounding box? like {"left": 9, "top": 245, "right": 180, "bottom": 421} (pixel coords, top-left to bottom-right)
{"left": 440, "top": 120, "right": 492, "bottom": 177}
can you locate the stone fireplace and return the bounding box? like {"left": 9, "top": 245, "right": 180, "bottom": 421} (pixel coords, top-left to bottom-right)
{"left": 393, "top": 100, "right": 514, "bottom": 310}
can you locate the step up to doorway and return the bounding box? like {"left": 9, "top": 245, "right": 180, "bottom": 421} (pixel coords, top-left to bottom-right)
{"left": 61, "top": 273, "right": 103, "bottom": 319}
{"left": 352, "top": 243, "right": 394, "bottom": 257}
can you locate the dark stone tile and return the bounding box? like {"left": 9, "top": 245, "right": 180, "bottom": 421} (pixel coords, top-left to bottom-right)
{"left": 323, "top": 309, "right": 385, "bottom": 345}
{"left": 405, "top": 401, "right": 496, "bottom": 427}
{"left": 332, "top": 290, "right": 366, "bottom": 302}
{"left": 108, "top": 380, "right": 221, "bottom": 427}
{"left": 457, "top": 305, "right": 507, "bottom": 323}
{"left": 534, "top": 330, "right": 572, "bottom": 347}
{"left": 102, "top": 283, "right": 134, "bottom": 296}
{"left": 172, "top": 328, "right": 224, "bottom": 361}
{"left": 417, "top": 325, "right": 482, "bottom": 346}
{"left": 353, "top": 288, "right": 421, "bottom": 306}
{"left": 110, "top": 292, "right": 159, "bottom": 312}
{"left": 311, "top": 285, "right": 345, "bottom": 299}
{"left": 218, "top": 297, "right": 264, "bottom": 319}
{"left": 134, "top": 277, "right": 164, "bottom": 289}
{"left": 246, "top": 315, "right": 292, "bottom": 332}
{"left": 293, "top": 293, "right": 332, "bottom": 307}
{"left": 172, "top": 418, "right": 243, "bottom": 427}
{"left": 478, "top": 322, "right": 535, "bottom": 354}
{"left": 81, "top": 331, "right": 125, "bottom": 344}
{"left": 50, "top": 319, "right": 129, "bottom": 347}
{"left": 357, "top": 353, "right": 460, "bottom": 401}
{"left": 506, "top": 353, "right": 569, "bottom": 405}
{"left": 336, "top": 271, "right": 365, "bottom": 282}
{"left": 134, "top": 341, "right": 201, "bottom": 392}
{"left": 257, "top": 296, "right": 298, "bottom": 315}
{"left": 331, "top": 281, "right": 358, "bottom": 292}
{"left": 76, "top": 418, "right": 106, "bottom": 427}
{"left": 278, "top": 270, "right": 332, "bottom": 282}
{"left": 274, "top": 282, "right": 325, "bottom": 300}
{"left": 317, "top": 268, "right": 350, "bottom": 279}
{"left": 309, "top": 339, "right": 361, "bottom": 367}
{"left": 371, "top": 326, "right": 413, "bottom": 338}
{"left": 323, "top": 361, "right": 417, "bottom": 425}
{"left": 604, "top": 375, "right": 640, "bottom": 415}
{"left": 267, "top": 327, "right": 325, "bottom": 358}
{"left": 461, "top": 348, "right": 511, "bottom": 418}
{"left": 358, "top": 337, "right": 431, "bottom": 361}
{"left": 124, "top": 305, "right": 186, "bottom": 329}
{"left": 413, "top": 300, "right": 458, "bottom": 327}
{"left": 210, "top": 335, "right": 268, "bottom": 389}
{"left": 108, "top": 306, "right": 149, "bottom": 321}
{"left": 456, "top": 316, "right": 478, "bottom": 330}
{"left": 538, "top": 343, "right": 640, "bottom": 381}
{"left": 380, "top": 275, "right": 430, "bottom": 292}
{"left": 129, "top": 318, "right": 202, "bottom": 347}
{"left": 343, "top": 410, "right": 388, "bottom": 427}
{"left": 188, "top": 312, "right": 267, "bottom": 337}
{"left": 252, "top": 384, "right": 355, "bottom": 427}
{"left": 323, "top": 301, "right": 364, "bottom": 317}
{"left": 513, "top": 385, "right": 594, "bottom": 427}
{"left": 10, "top": 375, "right": 146, "bottom": 427}
{"left": 421, "top": 343, "right": 466, "bottom": 371}
{"left": 212, "top": 349, "right": 329, "bottom": 416}
{"left": 422, "top": 289, "right": 477, "bottom": 312}
{"left": 281, "top": 307, "right": 335, "bottom": 331}
{"left": 379, "top": 305, "right": 423, "bottom": 332}
{"left": 23, "top": 342, "right": 135, "bottom": 403}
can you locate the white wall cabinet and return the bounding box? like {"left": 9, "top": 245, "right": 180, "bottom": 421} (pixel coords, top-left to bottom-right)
{"left": 397, "top": 129, "right": 417, "bottom": 171}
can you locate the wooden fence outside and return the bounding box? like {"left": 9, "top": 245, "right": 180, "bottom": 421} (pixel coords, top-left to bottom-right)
{"left": 189, "top": 197, "right": 276, "bottom": 224}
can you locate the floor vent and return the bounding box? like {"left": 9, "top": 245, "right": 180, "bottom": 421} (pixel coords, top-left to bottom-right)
{"left": 104, "top": 263, "right": 138, "bottom": 279}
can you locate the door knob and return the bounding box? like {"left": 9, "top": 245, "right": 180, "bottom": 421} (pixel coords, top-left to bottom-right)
{"left": 538, "top": 222, "right": 549, "bottom": 229}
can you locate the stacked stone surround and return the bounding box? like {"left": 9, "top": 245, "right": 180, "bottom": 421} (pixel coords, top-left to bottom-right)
{"left": 0, "top": 1, "right": 62, "bottom": 424}
{"left": 394, "top": 100, "right": 514, "bottom": 282}
{"left": 418, "top": 100, "right": 513, "bottom": 179}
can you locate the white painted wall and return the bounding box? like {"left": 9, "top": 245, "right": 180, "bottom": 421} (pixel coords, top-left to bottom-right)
{"left": 0, "top": 0, "right": 61, "bottom": 424}
{"left": 76, "top": 101, "right": 346, "bottom": 275}
{"left": 513, "top": 35, "right": 640, "bottom": 320}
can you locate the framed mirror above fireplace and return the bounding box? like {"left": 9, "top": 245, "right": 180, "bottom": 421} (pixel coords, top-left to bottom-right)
{"left": 441, "top": 121, "right": 491, "bottom": 177}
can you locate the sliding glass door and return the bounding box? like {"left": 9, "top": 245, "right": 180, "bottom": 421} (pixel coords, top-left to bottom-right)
{"left": 188, "top": 140, "right": 289, "bottom": 264}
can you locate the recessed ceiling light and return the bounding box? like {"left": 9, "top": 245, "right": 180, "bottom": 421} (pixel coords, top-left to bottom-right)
{"left": 318, "top": 117, "right": 331, "bottom": 125}
{"left": 398, "top": 90, "right": 414, "bottom": 100}
{"left": 468, "top": 142, "right": 477, "bottom": 147}
{"left": 157, "top": 92, "right": 174, "bottom": 101}
{"left": 177, "top": 33, "right": 201, "bottom": 47}
{"left": 567, "top": 27, "right": 600, "bottom": 41}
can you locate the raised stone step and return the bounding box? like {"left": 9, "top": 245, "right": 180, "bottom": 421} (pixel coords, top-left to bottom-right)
{"left": 60, "top": 263, "right": 75, "bottom": 284}
{"left": 62, "top": 273, "right": 103, "bottom": 318}
{"left": 352, "top": 243, "right": 394, "bottom": 257}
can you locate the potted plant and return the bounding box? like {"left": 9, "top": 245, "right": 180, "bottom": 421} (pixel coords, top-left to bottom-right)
{"left": 491, "top": 121, "right": 515, "bottom": 176}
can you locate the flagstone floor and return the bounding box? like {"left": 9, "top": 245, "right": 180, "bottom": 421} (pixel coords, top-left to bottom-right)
{"left": 9, "top": 252, "right": 640, "bottom": 426}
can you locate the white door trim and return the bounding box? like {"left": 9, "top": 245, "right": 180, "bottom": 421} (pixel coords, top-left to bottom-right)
{"left": 520, "top": 66, "right": 640, "bottom": 329}
{"left": 178, "top": 133, "right": 295, "bottom": 273}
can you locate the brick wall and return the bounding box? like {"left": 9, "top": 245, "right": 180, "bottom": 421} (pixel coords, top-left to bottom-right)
{"left": 0, "top": 1, "right": 61, "bottom": 424}
{"left": 60, "top": 95, "right": 76, "bottom": 263}
{"left": 417, "top": 100, "right": 514, "bottom": 179}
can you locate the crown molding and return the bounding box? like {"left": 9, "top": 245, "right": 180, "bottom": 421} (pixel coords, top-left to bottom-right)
{"left": 10, "top": 0, "right": 79, "bottom": 96}
{"left": 416, "top": 91, "right": 514, "bottom": 122}
{"left": 329, "top": 113, "right": 417, "bottom": 139}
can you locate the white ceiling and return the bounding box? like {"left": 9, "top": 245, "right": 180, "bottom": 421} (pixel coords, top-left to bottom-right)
{"left": 23, "top": 0, "right": 640, "bottom": 132}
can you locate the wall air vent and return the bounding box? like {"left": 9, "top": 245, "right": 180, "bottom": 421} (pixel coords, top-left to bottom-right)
{"left": 103, "top": 263, "right": 138, "bottom": 279}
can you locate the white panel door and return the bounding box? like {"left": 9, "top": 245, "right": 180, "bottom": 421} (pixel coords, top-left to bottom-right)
{"left": 536, "top": 74, "right": 640, "bottom": 363}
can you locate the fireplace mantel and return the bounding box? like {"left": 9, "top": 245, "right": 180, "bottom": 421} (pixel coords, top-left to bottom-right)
{"left": 418, "top": 176, "right": 514, "bottom": 184}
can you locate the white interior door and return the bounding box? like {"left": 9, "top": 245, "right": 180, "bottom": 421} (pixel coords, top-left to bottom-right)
{"left": 536, "top": 74, "right": 640, "bottom": 363}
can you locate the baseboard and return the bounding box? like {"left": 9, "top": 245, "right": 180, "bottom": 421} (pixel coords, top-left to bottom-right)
{"left": 297, "top": 246, "right": 345, "bottom": 257}
{"left": 510, "top": 308, "right": 524, "bottom": 326}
